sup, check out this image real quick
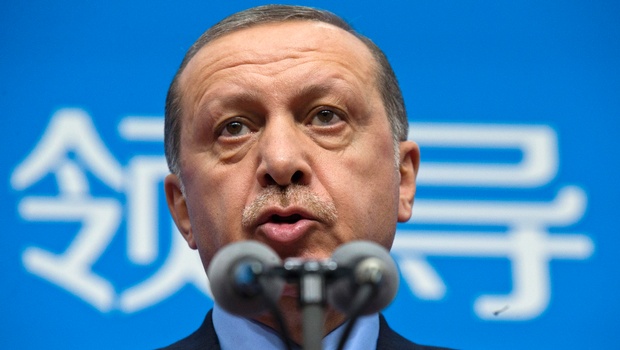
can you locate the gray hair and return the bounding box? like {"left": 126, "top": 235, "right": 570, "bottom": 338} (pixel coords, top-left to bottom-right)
{"left": 164, "top": 4, "right": 408, "bottom": 176}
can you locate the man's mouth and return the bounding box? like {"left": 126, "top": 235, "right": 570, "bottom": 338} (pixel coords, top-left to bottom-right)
{"left": 241, "top": 184, "right": 338, "bottom": 231}
{"left": 270, "top": 214, "right": 303, "bottom": 224}
{"left": 256, "top": 209, "right": 315, "bottom": 244}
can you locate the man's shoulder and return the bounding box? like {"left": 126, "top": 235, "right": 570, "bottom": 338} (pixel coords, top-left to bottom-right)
{"left": 377, "top": 314, "right": 452, "bottom": 350}
{"left": 157, "top": 310, "right": 220, "bottom": 350}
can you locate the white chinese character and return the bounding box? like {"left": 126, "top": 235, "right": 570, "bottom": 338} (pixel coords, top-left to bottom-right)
{"left": 11, "top": 108, "right": 124, "bottom": 311}
{"left": 394, "top": 124, "right": 594, "bottom": 320}
{"left": 11, "top": 110, "right": 210, "bottom": 313}
{"left": 118, "top": 116, "right": 210, "bottom": 312}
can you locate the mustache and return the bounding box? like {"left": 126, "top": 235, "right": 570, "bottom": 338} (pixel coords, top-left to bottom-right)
{"left": 241, "top": 185, "right": 338, "bottom": 228}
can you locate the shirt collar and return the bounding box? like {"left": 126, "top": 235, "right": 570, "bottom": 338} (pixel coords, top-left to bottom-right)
{"left": 212, "top": 304, "right": 379, "bottom": 350}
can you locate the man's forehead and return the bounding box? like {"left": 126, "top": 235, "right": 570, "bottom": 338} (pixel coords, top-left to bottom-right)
{"left": 202, "top": 20, "right": 368, "bottom": 55}
{"left": 179, "top": 20, "right": 376, "bottom": 84}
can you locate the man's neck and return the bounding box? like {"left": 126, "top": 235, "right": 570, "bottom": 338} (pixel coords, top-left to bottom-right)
{"left": 253, "top": 297, "right": 347, "bottom": 345}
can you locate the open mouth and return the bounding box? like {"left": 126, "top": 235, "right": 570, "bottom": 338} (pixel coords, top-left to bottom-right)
{"left": 258, "top": 212, "right": 314, "bottom": 244}
{"left": 270, "top": 214, "right": 303, "bottom": 224}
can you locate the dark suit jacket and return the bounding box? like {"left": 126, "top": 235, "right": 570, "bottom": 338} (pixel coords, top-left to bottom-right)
{"left": 159, "top": 310, "right": 450, "bottom": 349}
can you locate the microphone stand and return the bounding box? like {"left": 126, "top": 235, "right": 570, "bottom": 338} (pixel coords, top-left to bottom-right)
{"left": 280, "top": 259, "right": 340, "bottom": 350}
{"left": 299, "top": 261, "right": 325, "bottom": 350}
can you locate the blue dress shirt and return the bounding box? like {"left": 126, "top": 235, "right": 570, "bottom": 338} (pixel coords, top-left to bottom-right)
{"left": 212, "top": 304, "right": 379, "bottom": 350}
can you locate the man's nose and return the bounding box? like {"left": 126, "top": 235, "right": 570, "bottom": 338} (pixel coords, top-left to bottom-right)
{"left": 256, "top": 117, "right": 312, "bottom": 187}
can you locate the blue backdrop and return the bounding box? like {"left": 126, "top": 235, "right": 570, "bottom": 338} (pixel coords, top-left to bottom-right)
{"left": 2, "top": 1, "right": 619, "bottom": 349}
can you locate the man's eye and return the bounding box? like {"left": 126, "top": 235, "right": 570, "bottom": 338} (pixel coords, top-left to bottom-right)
{"left": 311, "top": 109, "right": 342, "bottom": 126}
{"left": 220, "top": 121, "right": 250, "bottom": 137}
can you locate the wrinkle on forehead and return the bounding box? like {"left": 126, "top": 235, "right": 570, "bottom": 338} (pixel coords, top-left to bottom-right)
{"left": 178, "top": 21, "right": 379, "bottom": 119}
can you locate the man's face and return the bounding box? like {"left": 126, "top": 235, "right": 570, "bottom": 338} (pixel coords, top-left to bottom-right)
{"left": 165, "top": 21, "right": 419, "bottom": 269}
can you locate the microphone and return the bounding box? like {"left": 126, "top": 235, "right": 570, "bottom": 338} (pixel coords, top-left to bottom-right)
{"left": 207, "top": 240, "right": 285, "bottom": 317}
{"left": 327, "top": 240, "right": 399, "bottom": 316}
{"left": 206, "top": 240, "right": 399, "bottom": 350}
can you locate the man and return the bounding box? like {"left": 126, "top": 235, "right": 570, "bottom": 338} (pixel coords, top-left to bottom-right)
{"left": 162, "top": 4, "right": 447, "bottom": 349}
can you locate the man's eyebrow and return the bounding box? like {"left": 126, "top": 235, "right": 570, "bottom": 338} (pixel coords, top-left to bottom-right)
{"left": 203, "top": 89, "right": 262, "bottom": 110}
{"left": 292, "top": 82, "right": 353, "bottom": 105}
{"left": 197, "top": 81, "right": 353, "bottom": 113}
{"left": 294, "top": 83, "right": 336, "bottom": 98}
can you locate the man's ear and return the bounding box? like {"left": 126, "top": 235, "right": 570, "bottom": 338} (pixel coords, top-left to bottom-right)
{"left": 164, "top": 173, "right": 197, "bottom": 249}
{"left": 397, "top": 140, "right": 420, "bottom": 222}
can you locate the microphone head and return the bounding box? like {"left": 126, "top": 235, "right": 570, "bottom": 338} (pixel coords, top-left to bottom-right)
{"left": 207, "top": 240, "right": 284, "bottom": 316}
{"left": 327, "top": 240, "right": 399, "bottom": 315}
